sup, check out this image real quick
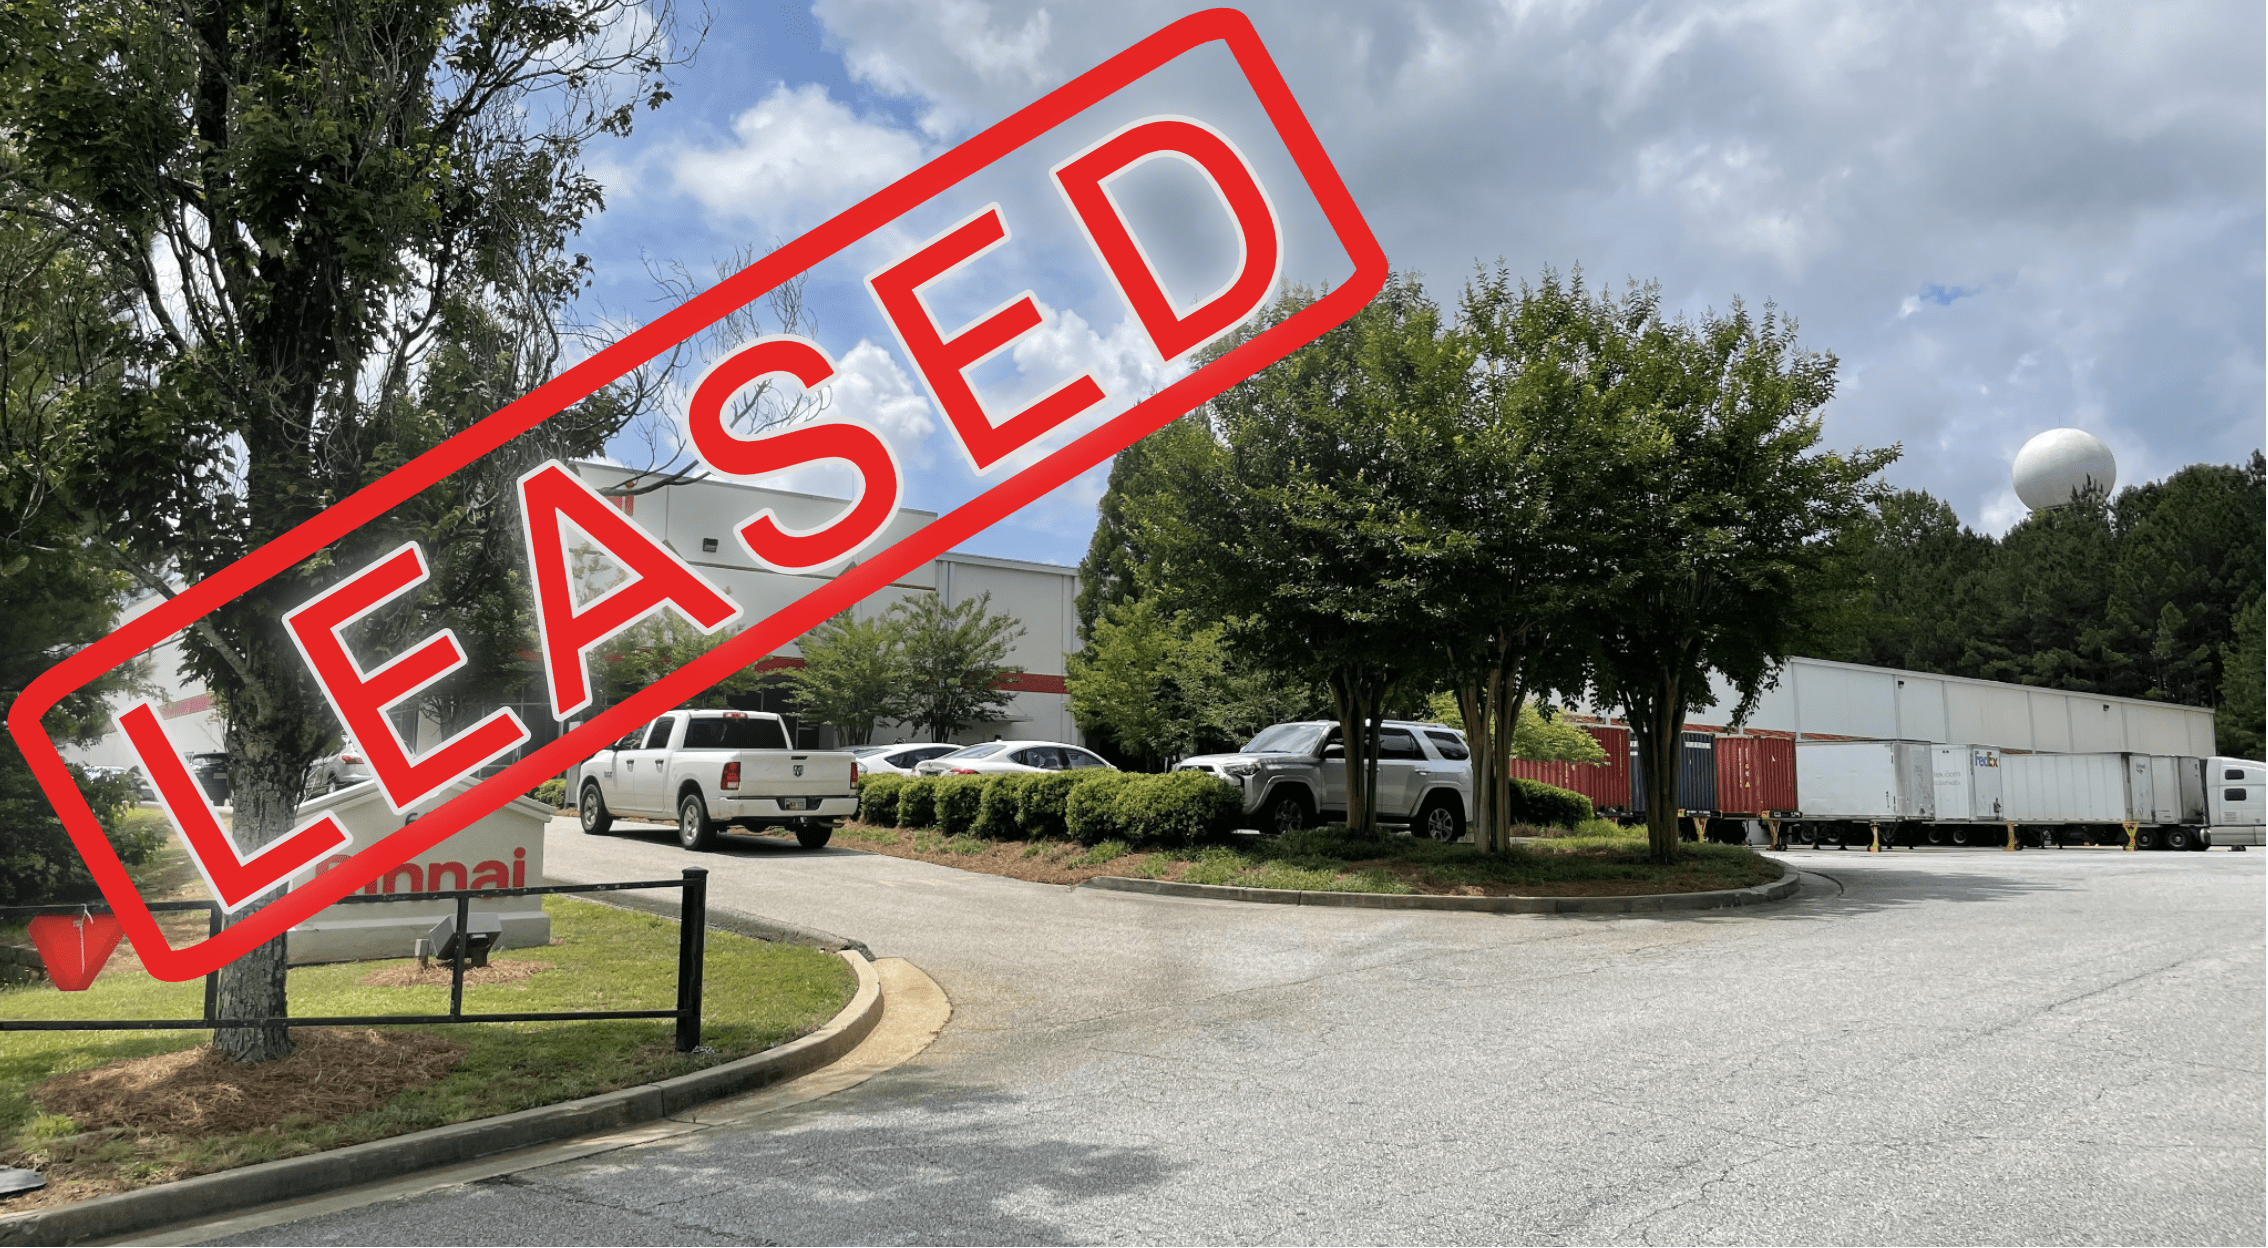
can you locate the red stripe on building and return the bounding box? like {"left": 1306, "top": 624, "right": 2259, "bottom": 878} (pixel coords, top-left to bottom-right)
{"left": 160, "top": 693, "right": 212, "bottom": 719}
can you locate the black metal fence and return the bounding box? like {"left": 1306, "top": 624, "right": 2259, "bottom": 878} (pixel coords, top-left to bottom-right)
{"left": 0, "top": 868, "right": 711, "bottom": 1052}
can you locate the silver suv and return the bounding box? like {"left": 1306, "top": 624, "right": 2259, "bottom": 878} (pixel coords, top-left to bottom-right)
{"left": 1177, "top": 720, "right": 1475, "bottom": 839}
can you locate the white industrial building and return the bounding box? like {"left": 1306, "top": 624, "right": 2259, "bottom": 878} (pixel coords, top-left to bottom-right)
{"left": 1574, "top": 654, "right": 2217, "bottom": 757}
{"left": 71, "top": 460, "right": 1086, "bottom": 772}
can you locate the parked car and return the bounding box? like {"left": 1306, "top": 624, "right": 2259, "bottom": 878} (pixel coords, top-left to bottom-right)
{"left": 565, "top": 708, "right": 858, "bottom": 850}
{"left": 80, "top": 765, "right": 157, "bottom": 802}
{"left": 184, "top": 752, "right": 231, "bottom": 806}
{"left": 1177, "top": 720, "right": 1474, "bottom": 839}
{"left": 913, "top": 741, "right": 1117, "bottom": 776}
{"left": 850, "top": 742, "right": 963, "bottom": 777}
{"left": 304, "top": 741, "right": 377, "bottom": 797}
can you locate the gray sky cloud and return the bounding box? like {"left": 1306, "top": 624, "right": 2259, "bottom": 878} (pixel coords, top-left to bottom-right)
{"left": 580, "top": 0, "right": 2263, "bottom": 564}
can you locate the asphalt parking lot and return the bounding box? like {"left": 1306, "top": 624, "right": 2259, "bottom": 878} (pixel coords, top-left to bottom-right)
{"left": 213, "top": 830, "right": 2265, "bottom": 1246}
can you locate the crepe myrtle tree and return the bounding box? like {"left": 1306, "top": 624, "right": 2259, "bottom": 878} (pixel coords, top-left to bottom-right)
{"left": 892, "top": 592, "right": 1025, "bottom": 744}
{"left": 0, "top": 0, "right": 690, "bottom": 1060}
{"left": 1580, "top": 285, "right": 1894, "bottom": 864}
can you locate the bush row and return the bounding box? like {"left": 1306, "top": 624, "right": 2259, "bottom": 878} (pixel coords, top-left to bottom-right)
{"left": 857, "top": 770, "right": 1242, "bottom": 848}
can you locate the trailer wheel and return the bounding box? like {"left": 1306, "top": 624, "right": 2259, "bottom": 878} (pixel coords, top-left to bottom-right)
{"left": 2134, "top": 827, "right": 2160, "bottom": 851}
{"left": 1926, "top": 826, "right": 1949, "bottom": 846}
{"left": 2163, "top": 827, "right": 2193, "bottom": 851}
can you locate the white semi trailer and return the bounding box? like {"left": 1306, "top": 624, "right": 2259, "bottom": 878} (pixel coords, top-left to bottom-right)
{"left": 1779, "top": 742, "right": 2263, "bottom": 851}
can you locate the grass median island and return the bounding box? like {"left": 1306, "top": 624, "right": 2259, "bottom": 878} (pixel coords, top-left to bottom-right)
{"left": 839, "top": 817, "right": 1779, "bottom": 896}
{"left": 0, "top": 894, "right": 856, "bottom": 1212}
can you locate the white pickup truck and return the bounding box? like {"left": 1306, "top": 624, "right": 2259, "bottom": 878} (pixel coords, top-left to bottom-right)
{"left": 567, "top": 709, "right": 858, "bottom": 850}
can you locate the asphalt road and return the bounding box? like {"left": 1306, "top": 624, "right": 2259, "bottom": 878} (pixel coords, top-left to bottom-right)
{"left": 221, "top": 826, "right": 2265, "bottom": 1246}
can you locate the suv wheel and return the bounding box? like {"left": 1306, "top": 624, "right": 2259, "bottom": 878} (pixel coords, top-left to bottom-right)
{"left": 579, "top": 783, "right": 614, "bottom": 835}
{"left": 794, "top": 820, "right": 834, "bottom": 850}
{"left": 1416, "top": 794, "right": 1465, "bottom": 842}
{"left": 1260, "top": 789, "right": 1312, "bottom": 834}
{"left": 678, "top": 793, "right": 718, "bottom": 852}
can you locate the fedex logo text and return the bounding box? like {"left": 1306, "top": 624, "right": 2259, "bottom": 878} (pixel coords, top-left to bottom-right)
{"left": 7, "top": 7, "right": 1386, "bottom": 982}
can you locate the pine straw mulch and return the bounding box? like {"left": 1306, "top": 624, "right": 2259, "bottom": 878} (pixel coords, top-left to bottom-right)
{"left": 2, "top": 1029, "right": 467, "bottom": 1211}
{"left": 34, "top": 1028, "right": 466, "bottom": 1138}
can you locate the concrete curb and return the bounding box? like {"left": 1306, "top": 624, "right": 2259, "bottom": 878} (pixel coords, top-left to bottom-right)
{"left": 0, "top": 951, "right": 883, "bottom": 1247}
{"left": 572, "top": 883, "right": 875, "bottom": 961}
{"left": 1080, "top": 860, "right": 1801, "bottom": 914}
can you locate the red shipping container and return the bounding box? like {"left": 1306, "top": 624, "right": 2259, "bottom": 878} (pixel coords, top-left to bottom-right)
{"left": 1714, "top": 735, "right": 1797, "bottom": 815}
{"left": 1502, "top": 724, "right": 1631, "bottom": 811}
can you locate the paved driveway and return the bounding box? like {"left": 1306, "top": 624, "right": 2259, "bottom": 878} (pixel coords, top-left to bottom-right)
{"left": 228, "top": 826, "right": 2264, "bottom": 1245}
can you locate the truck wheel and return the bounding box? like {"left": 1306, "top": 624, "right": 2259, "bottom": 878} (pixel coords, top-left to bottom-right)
{"left": 579, "top": 783, "right": 614, "bottom": 835}
{"left": 1260, "top": 789, "right": 1312, "bottom": 834}
{"left": 2164, "top": 827, "right": 2193, "bottom": 851}
{"left": 794, "top": 820, "right": 834, "bottom": 850}
{"left": 1416, "top": 794, "right": 1465, "bottom": 842}
{"left": 677, "top": 793, "right": 718, "bottom": 852}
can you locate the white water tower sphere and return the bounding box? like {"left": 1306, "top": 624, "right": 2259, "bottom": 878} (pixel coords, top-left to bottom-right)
{"left": 2012, "top": 428, "right": 2118, "bottom": 510}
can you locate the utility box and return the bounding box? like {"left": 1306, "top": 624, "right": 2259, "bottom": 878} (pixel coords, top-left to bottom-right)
{"left": 1793, "top": 741, "right": 1935, "bottom": 820}
{"left": 283, "top": 779, "right": 551, "bottom": 964}
{"left": 1929, "top": 746, "right": 2004, "bottom": 822}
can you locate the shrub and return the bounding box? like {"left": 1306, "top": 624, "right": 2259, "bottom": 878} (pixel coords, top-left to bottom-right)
{"left": 972, "top": 774, "right": 1035, "bottom": 840}
{"left": 1505, "top": 778, "right": 1592, "bottom": 829}
{"left": 1015, "top": 771, "right": 1086, "bottom": 840}
{"left": 858, "top": 773, "right": 907, "bottom": 826}
{"left": 1064, "top": 772, "right": 1139, "bottom": 845}
{"left": 1113, "top": 771, "right": 1242, "bottom": 848}
{"left": 532, "top": 778, "right": 567, "bottom": 807}
{"left": 934, "top": 775, "right": 988, "bottom": 835}
{"left": 895, "top": 776, "right": 940, "bottom": 829}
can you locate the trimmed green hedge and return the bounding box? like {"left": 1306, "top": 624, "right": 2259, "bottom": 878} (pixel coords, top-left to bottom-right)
{"left": 972, "top": 774, "right": 1035, "bottom": 840}
{"left": 1113, "top": 770, "right": 1243, "bottom": 848}
{"left": 863, "top": 767, "right": 1244, "bottom": 850}
{"left": 1506, "top": 778, "right": 1592, "bottom": 829}
{"left": 934, "top": 775, "right": 987, "bottom": 835}
{"left": 1014, "top": 771, "right": 1086, "bottom": 840}
{"left": 1063, "top": 772, "right": 1138, "bottom": 845}
{"left": 895, "top": 776, "right": 940, "bottom": 828}
{"left": 858, "top": 773, "right": 907, "bottom": 826}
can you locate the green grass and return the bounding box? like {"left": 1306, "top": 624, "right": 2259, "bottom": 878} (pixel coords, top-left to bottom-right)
{"left": 0, "top": 895, "right": 855, "bottom": 1194}
{"left": 1073, "top": 840, "right": 1129, "bottom": 866}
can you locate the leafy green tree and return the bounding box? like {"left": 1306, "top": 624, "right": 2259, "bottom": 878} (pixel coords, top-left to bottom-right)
{"left": 2105, "top": 457, "right": 2266, "bottom": 706}
{"left": 1067, "top": 600, "right": 1190, "bottom": 770}
{"left": 783, "top": 611, "right": 913, "bottom": 747}
{"left": 1422, "top": 693, "right": 1606, "bottom": 763}
{"left": 1962, "top": 486, "right": 2123, "bottom": 692}
{"left": 0, "top": 0, "right": 684, "bottom": 1060}
{"left": 1822, "top": 489, "right": 1995, "bottom": 673}
{"left": 601, "top": 615, "right": 763, "bottom": 711}
{"left": 1169, "top": 278, "right": 1454, "bottom": 834}
{"left": 1581, "top": 290, "right": 1895, "bottom": 863}
{"left": 1423, "top": 267, "right": 1633, "bottom": 850}
{"left": 1074, "top": 416, "right": 1213, "bottom": 642}
{"left": 2219, "top": 593, "right": 2264, "bottom": 760}
{"left": 893, "top": 592, "right": 1024, "bottom": 743}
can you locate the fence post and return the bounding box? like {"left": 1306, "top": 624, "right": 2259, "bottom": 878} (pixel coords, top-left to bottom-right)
{"left": 202, "top": 903, "right": 221, "bottom": 1026}
{"left": 675, "top": 868, "right": 708, "bottom": 1053}
{"left": 450, "top": 893, "right": 470, "bottom": 1020}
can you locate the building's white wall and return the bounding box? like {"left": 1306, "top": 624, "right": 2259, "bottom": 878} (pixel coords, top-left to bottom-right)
{"left": 68, "top": 460, "right": 1090, "bottom": 772}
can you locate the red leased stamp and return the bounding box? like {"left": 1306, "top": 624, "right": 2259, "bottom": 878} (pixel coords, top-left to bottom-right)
{"left": 7, "top": 7, "right": 1387, "bottom": 982}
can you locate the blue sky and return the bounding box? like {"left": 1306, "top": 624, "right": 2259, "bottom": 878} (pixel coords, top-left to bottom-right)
{"left": 565, "top": 1, "right": 2266, "bottom": 568}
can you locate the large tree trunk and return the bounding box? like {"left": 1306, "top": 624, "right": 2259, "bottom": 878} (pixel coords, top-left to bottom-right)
{"left": 1327, "top": 669, "right": 1384, "bottom": 836}
{"left": 1631, "top": 677, "right": 1687, "bottom": 864}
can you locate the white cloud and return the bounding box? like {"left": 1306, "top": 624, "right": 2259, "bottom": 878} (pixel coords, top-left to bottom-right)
{"left": 667, "top": 83, "right": 930, "bottom": 237}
